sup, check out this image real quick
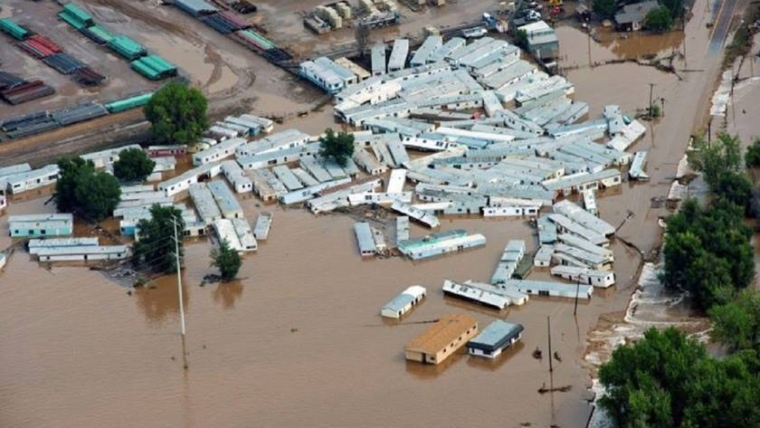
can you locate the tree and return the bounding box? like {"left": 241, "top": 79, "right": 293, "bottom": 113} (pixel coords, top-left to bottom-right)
{"left": 210, "top": 239, "right": 242, "bottom": 281}
{"left": 514, "top": 29, "right": 529, "bottom": 50}
{"left": 55, "top": 157, "right": 121, "bottom": 222}
{"left": 319, "top": 128, "right": 355, "bottom": 167}
{"left": 113, "top": 148, "right": 156, "bottom": 183}
{"left": 644, "top": 7, "right": 674, "bottom": 33}
{"left": 599, "top": 326, "right": 760, "bottom": 428}
{"left": 592, "top": 0, "right": 617, "bottom": 20}
{"left": 715, "top": 172, "right": 753, "bottom": 214}
{"left": 663, "top": 199, "right": 754, "bottom": 311}
{"left": 355, "top": 22, "right": 370, "bottom": 58}
{"left": 144, "top": 82, "right": 208, "bottom": 145}
{"left": 746, "top": 138, "right": 760, "bottom": 167}
{"left": 688, "top": 133, "right": 743, "bottom": 190}
{"left": 132, "top": 205, "right": 185, "bottom": 274}
{"left": 710, "top": 291, "right": 760, "bottom": 352}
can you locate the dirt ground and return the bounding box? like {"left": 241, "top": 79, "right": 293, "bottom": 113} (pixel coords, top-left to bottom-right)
{"left": 253, "top": 0, "right": 498, "bottom": 57}
{"left": 0, "top": 1, "right": 160, "bottom": 118}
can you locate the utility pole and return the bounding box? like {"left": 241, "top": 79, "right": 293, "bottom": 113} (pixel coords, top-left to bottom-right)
{"left": 547, "top": 316, "right": 553, "bottom": 373}
{"left": 574, "top": 281, "right": 580, "bottom": 316}
{"left": 173, "top": 217, "right": 186, "bottom": 337}
{"left": 648, "top": 83, "right": 655, "bottom": 119}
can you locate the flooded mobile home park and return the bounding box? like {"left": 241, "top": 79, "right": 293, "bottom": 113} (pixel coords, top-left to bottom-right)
{"left": 1, "top": 0, "right": 759, "bottom": 426}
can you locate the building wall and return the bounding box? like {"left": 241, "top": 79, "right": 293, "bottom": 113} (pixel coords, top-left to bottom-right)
{"left": 9, "top": 226, "right": 73, "bottom": 238}
{"left": 431, "top": 321, "right": 478, "bottom": 364}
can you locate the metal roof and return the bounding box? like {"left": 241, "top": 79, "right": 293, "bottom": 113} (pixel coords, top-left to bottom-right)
{"left": 207, "top": 180, "right": 243, "bottom": 218}
{"left": 189, "top": 183, "right": 222, "bottom": 223}
{"left": 354, "top": 222, "right": 377, "bottom": 255}
{"left": 553, "top": 200, "right": 615, "bottom": 236}
{"left": 0, "top": 163, "right": 31, "bottom": 178}
{"left": 468, "top": 320, "right": 524, "bottom": 349}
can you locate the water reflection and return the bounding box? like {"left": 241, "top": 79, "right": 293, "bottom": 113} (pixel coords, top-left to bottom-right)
{"left": 466, "top": 341, "right": 526, "bottom": 372}
{"left": 135, "top": 276, "right": 190, "bottom": 327}
{"left": 212, "top": 281, "right": 244, "bottom": 310}
{"left": 404, "top": 350, "right": 464, "bottom": 379}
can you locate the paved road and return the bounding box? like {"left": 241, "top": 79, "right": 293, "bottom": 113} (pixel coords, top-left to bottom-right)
{"left": 709, "top": 0, "right": 743, "bottom": 53}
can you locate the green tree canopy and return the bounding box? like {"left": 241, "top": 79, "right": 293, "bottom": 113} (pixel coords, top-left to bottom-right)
{"left": 55, "top": 157, "right": 121, "bottom": 222}
{"left": 745, "top": 138, "right": 760, "bottom": 167}
{"left": 688, "top": 133, "right": 743, "bottom": 190}
{"left": 592, "top": 0, "right": 617, "bottom": 20}
{"left": 663, "top": 199, "right": 754, "bottom": 311}
{"left": 319, "top": 128, "right": 355, "bottom": 167}
{"left": 144, "top": 82, "right": 208, "bottom": 145}
{"left": 514, "top": 29, "right": 529, "bottom": 49}
{"left": 113, "top": 148, "right": 156, "bottom": 183}
{"left": 211, "top": 239, "right": 242, "bottom": 281}
{"left": 132, "top": 205, "right": 185, "bottom": 274}
{"left": 710, "top": 291, "right": 760, "bottom": 352}
{"left": 644, "top": 6, "right": 674, "bottom": 32}
{"left": 599, "top": 326, "right": 760, "bottom": 428}
{"left": 715, "top": 171, "right": 753, "bottom": 214}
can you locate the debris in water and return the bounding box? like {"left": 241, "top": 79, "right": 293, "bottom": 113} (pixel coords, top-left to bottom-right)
{"left": 553, "top": 351, "right": 562, "bottom": 362}
{"left": 532, "top": 347, "right": 543, "bottom": 359}
{"left": 538, "top": 385, "right": 572, "bottom": 394}
{"left": 290, "top": 327, "right": 299, "bottom": 333}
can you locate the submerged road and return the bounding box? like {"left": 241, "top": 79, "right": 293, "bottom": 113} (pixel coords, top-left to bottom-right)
{"left": 709, "top": 0, "right": 743, "bottom": 53}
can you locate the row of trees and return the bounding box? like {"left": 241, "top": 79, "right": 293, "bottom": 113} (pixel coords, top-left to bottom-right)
{"left": 599, "top": 327, "right": 760, "bottom": 427}
{"left": 600, "top": 133, "right": 760, "bottom": 426}
{"left": 661, "top": 133, "right": 756, "bottom": 310}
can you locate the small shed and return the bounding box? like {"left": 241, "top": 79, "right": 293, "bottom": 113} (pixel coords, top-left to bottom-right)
{"left": 467, "top": 320, "right": 524, "bottom": 359}
{"left": 380, "top": 285, "right": 426, "bottom": 318}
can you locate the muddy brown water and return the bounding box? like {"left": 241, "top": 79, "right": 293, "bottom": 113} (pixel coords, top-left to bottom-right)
{"left": 0, "top": 0, "right": 738, "bottom": 426}
{"left": 1, "top": 195, "right": 641, "bottom": 428}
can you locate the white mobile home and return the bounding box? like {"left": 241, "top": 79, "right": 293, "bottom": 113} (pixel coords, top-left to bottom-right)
{"left": 388, "top": 38, "right": 410, "bottom": 72}
{"left": 192, "top": 138, "right": 246, "bottom": 166}
{"left": 221, "top": 160, "right": 253, "bottom": 193}
{"left": 80, "top": 144, "right": 142, "bottom": 169}
{"left": 371, "top": 44, "right": 387, "bottom": 76}
{"left": 189, "top": 183, "right": 223, "bottom": 225}
{"left": 3, "top": 164, "right": 60, "bottom": 195}
{"left": 380, "top": 285, "right": 427, "bottom": 319}
{"left": 502, "top": 279, "right": 594, "bottom": 299}
{"left": 207, "top": 180, "right": 244, "bottom": 219}
{"left": 231, "top": 217, "right": 258, "bottom": 252}
{"left": 213, "top": 219, "right": 243, "bottom": 252}
{"left": 443, "top": 279, "right": 510, "bottom": 310}
{"left": 253, "top": 211, "right": 273, "bottom": 240}
{"left": 237, "top": 143, "right": 321, "bottom": 170}
{"left": 157, "top": 162, "right": 223, "bottom": 198}
{"left": 34, "top": 245, "right": 130, "bottom": 262}
{"left": 550, "top": 265, "right": 616, "bottom": 288}
{"left": 354, "top": 222, "right": 377, "bottom": 257}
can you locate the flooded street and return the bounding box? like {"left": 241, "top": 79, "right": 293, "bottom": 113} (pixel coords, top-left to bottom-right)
{"left": 0, "top": 0, "right": 744, "bottom": 426}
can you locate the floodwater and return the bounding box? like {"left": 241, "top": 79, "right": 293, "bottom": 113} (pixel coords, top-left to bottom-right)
{"left": 0, "top": 0, "right": 739, "bottom": 426}
{"left": 1, "top": 198, "right": 638, "bottom": 428}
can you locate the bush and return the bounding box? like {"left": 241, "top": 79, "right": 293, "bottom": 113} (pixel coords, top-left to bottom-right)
{"left": 746, "top": 139, "right": 760, "bottom": 167}
{"left": 211, "top": 239, "right": 242, "bottom": 281}
{"left": 644, "top": 6, "right": 674, "bottom": 33}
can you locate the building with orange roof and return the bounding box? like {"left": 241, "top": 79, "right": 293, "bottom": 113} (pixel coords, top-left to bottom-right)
{"left": 404, "top": 313, "right": 478, "bottom": 365}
